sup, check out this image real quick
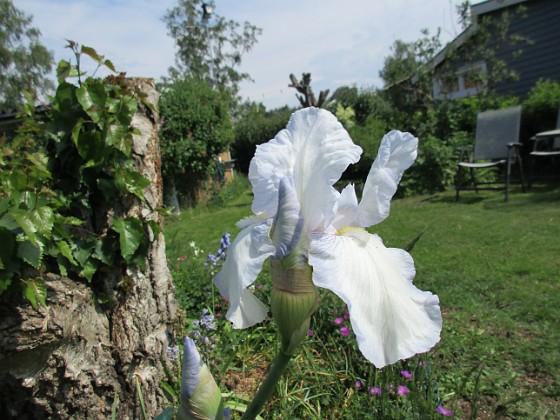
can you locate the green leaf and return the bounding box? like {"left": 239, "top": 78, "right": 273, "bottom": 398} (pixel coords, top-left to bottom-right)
{"left": 21, "top": 278, "right": 47, "bottom": 310}
{"left": 159, "top": 380, "right": 178, "bottom": 401}
{"left": 103, "top": 59, "right": 116, "bottom": 72}
{"left": 76, "top": 80, "right": 107, "bottom": 123}
{"left": 112, "top": 217, "right": 145, "bottom": 262}
{"left": 80, "top": 260, "right": 97, "bottom": 283}
{"left": 81, "top": 45, "right": 102, "bottom": 63}
{"left": 154, "top": 406, "right": 176, "bottom": 420}
{"left": 93, "top": 236, "right": 118, "bottom": 265}
{"left": 56, "top": 59, "right": 73, "bottom": 83}
{"left": 0, "top": 277, "right": 12, "bottom": 294}
{"left": 11, "top": 210, "right": 39, "bottom": 246}
{"left": 57, "top": 240, "right": 78, "bottom": 265}
{"left": 18, "top": 240, "right": 43, "bottom": 269}
{"left": 105, "top": 122, "right": 132, "bottom": 156}
{"left": 146, "top": 220, "right": 161, "bottom": 239}
{"left": 0, "top": 212, "right": 18, "bottom": 231}
{"left": 25, "top": 152, "right": 52, "bottom": 180}
{"left": 115, "top": 168, "right": 151, "bottom": 199}
{"left": 31, "top": 206, "right": 54, "bottom": 236}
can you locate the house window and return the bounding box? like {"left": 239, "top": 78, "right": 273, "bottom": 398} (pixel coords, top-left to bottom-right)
{"left": 433, "top": 61, "right": 487, "bottom": 99}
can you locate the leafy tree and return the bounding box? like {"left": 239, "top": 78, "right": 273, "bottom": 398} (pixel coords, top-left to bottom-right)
{"left": 0, "top": 0, "right": 54, "bottom": 110}
{"left": 159, "top": 77, "right": 234, "bottom": 208}
{"left": 232, "top": 103, "right": 293, "bottom": 173}
{"left": 163, "top": 0, "right": 261, "bottom": 99}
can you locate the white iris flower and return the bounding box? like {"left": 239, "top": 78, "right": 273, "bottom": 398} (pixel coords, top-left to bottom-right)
{"left": 215, "top": 107, "right": 442, "bottom": 368}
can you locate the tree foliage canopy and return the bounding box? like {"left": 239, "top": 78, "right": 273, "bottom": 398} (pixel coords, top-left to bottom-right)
{"left": 0, "top": 0, "right": 54, "bottom": 110}
{"left": 163, "top": 0, "right": 261, "bottom": 99}
{"left": 159, "top": 77, "right": 234, "bottom": 203}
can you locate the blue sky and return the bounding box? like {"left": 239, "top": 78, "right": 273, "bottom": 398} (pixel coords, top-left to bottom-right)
{"left": 18, "top": 0, "right": 475, "bottom": 109}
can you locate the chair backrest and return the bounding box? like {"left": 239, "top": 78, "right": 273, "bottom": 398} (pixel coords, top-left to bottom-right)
{"left": 554, "top": 105, "right": 560, "bottom": 149}
{"left": 473, "top": 105, "right": 522, "bottom": 160}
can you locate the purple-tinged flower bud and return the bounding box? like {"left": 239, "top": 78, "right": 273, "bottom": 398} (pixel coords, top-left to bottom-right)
{"left": 178, "top": 337, "right": 224, "bottom": 419}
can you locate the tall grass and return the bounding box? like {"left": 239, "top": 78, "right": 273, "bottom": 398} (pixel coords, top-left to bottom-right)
{"left": 164, "top": 180, "right": 560, "bottom": 418}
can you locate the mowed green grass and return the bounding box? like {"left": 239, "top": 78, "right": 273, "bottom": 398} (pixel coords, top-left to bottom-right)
{"left": 165, "top": 181, "right": 560, "bottom": 418}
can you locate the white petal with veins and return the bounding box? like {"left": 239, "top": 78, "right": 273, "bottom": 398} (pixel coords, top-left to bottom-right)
{"left": 309, "top": 228, "right": 441, "bottom": 368}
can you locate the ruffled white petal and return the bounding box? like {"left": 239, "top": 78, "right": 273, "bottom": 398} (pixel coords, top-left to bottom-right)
{"left": 249, "top": 108, "right": 362, "bottom": 231}
{"left": 309, "top": 228, "right": 441, "bottom": 368}
{"left": 330, "top": 183, "right": 359, "bottom": 231}
{"left": 356, "top": 130, "right": 418, "bottom": 227}
{"left": 214, "top": 219, "right": 275, "bottom": 328}
{"left": 270, "top": 177, "right": 303, "bottom": 259}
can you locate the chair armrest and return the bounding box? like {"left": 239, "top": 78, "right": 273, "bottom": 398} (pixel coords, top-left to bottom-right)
{"left": 507, "top": 142, "right": 522, "bottom": 148}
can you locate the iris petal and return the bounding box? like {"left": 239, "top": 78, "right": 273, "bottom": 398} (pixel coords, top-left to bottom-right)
{"left": 309, "top": 228, "right": 441, "bottom": 368}
{"left": 270, "top": 177, "right": 304, "bottom": 259}
{"left": 357, "top": 130, "right": 418, "bottom": 227}
{"left": 214, "top": 219, "right": 275, "bottom": 328}
{"left": 249, "top": 108, "right": 362, "bottom": 230}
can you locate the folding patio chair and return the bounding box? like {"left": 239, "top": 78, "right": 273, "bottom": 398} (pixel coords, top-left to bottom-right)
{"left": 455, "top": 105, "right": 526, "bottom": 202}
{"left": 528, "top": 105, "right": 560, "bottom": 186}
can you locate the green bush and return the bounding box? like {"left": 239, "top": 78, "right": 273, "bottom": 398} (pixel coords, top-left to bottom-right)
{"left": 159, "top": 77, "right": 233, "bottom": 204}
{"left": 232, "top": 105, "right": 293, "bottom": 173}
{"left": 522, "top": 79, "right": 560, "bottom": 138}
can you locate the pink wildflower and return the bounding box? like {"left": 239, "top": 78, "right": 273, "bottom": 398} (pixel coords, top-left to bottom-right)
{"left": 334, "top": 317, "right": 344, "bottom": 325}
{"left": 400, "top": 370, "right": 413, "bottom": 379}
{"left": 369, "top": 386, "right": 382, "bottom": 395}
{"left": 437, "top": 406, "right": 453, "bottom": 416}
{"left": 397, "top": 385, "right": 409, "bottom": 396}
{"left": 340, "top": 326, "right": 350, "bottom": 337}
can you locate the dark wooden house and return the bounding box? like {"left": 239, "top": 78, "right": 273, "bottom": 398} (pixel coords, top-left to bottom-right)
{"left": 431, "top": 0, "right": 560, "bottom": 100}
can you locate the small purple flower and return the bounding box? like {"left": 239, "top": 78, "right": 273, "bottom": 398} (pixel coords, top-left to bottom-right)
{"left": 307, "top": 329, "right": 314, "bottom": 336}
{"left": 369, "top": 386, "right": 382, "bottom": 395}
{"left": 334, "top": 317, "right": 344, "bottom": 325}
{"left": 437, "top": 405, "right": 453, "bottom": 416}
{"left": 340, "top": 326, "right": 350, "bottom": 337}
{"left": 343, "top": 311, "right": 349, "bottom": 319}
{"left": 400, "top": 370, "right": 413, "bottom": 379}
{"left": 397, "top": 385, "right": 409, "bottom": 396}
{"left": 355, "top": 380, "right": 362, "bottom": 389}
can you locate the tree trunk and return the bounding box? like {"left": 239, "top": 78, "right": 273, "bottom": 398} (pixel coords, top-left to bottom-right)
{"left": 0, "top": 78, "right": 177, "bottom": 419}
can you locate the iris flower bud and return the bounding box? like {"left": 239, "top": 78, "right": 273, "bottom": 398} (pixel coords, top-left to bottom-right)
{"left": 178, "top": 337, "right": 224, "bottom": 420}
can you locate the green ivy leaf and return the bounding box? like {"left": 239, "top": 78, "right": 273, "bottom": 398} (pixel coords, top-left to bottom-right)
{"left": 80, "top": 260, "right": 98, "bottom": 283}
{"left": 76, "top": 80, "right": 107, "bottom": 124}
{"left": 93, "top": 236, "right": 118, "bottom": 265}
{"left": 31, "top": 206, "right": 55, "bottom": 236}
{"left": 112, "top": 217, "right": 145, "bottom": 262}
{"left": 57, "top": 240, "right": 78, "bottom": 265}
{"left": 26, "top": 152, "right": 52, "bottom": 180}
{"left": 21, "top": 278, "right": 47, "bottom": 310}
{"left": 105, "top": 122, "right": 132, "bottom": 156}
{"left": 18, "top": 240, "right": 43, "bottom": 269}
{"left": 115, "top": 168, "right": 151, "bottom": 199}
{"left": 11, "top": 210, "right": 39, "bottom": 246}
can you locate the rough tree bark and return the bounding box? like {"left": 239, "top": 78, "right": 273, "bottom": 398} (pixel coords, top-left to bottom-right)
{"left": 0, "top": 78, "right": 177, "bottom": 419}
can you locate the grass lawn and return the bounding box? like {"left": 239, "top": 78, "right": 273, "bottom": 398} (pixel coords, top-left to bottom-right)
{"left": 164, "top": 179, "right": 560, "bottom": 419}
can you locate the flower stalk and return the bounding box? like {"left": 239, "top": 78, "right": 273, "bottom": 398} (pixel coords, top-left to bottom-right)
{"left": 241, "top": 350, "right": 292, "bottom": 420}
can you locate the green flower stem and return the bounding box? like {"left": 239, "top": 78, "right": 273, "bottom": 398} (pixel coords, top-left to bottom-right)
{"left": 241, "top": 350, "right": 292, "bottom": 420}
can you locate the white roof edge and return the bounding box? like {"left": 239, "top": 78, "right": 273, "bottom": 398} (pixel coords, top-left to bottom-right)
{"left": 431, "top": 0, "right": 530, "bottom": 69}
{"left": 471, "top": 0, "right": 529, "bottom": 16}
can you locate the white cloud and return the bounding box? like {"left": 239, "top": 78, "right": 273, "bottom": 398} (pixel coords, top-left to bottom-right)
{"left": 17, "top": 0, "right": 471, "bottom": 109}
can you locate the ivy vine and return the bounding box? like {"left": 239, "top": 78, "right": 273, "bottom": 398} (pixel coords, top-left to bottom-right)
{"left": 0, "top": 42, "right": 158, "bottom": 309}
